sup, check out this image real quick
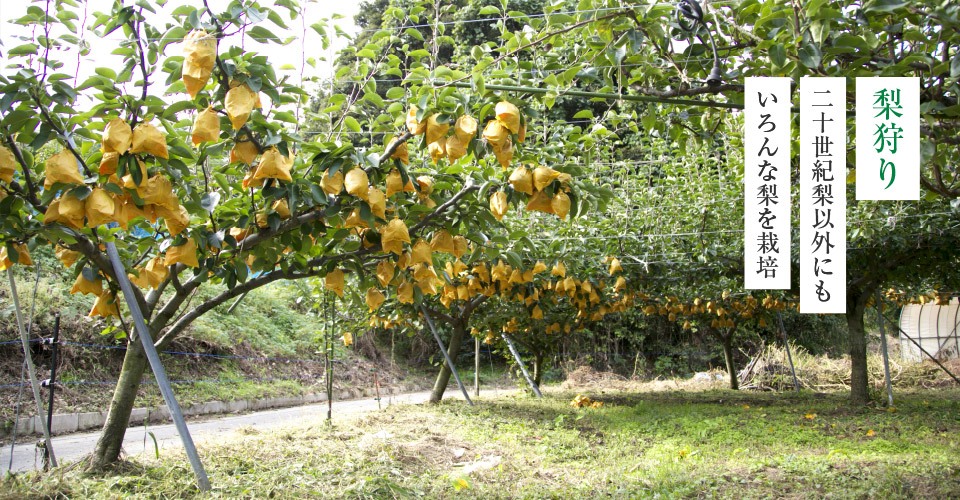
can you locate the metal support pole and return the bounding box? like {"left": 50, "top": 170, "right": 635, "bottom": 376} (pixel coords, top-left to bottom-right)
{"left": 876, "top": 292, "right": 895, "bottom": 407}
{"left": 104, "top": 243, "right": 210, "bottom": 491}
{"left": 325, "top": 294, "right": 334, "bottom": 421}
{"left": 7, "top": 269, "right": 57, "bottom": 468}
{"left": 225, "top": 291, "right": 248, "bottom": 314}
{"left": 474, "top": 336, "right": 480, "bottom": 397}
{"left": 777, "top": 313, "right": 801, "bottom": 392}
{"left": 44, "top": 313, "right": 60, "bottom": 465}
{"left": 373, "top": 368, "right": 381, "bottom": 410}
{"left": 420, "top": 306, "right": 473, "bottom": 405}
{"left": 502, "top": 334, "right": 543, "bottom": 398}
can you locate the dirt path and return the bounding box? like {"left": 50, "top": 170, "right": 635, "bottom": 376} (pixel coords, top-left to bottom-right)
{"left": 3, "top": 388, "right": 509, "bottom": 473}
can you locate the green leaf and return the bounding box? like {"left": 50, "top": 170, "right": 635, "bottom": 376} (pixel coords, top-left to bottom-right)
{"left": 478, "top": 6, "right": 500, "bottom": 15}
{"left": 404, "top": 28, "right": 424, "bottom": 42}
{"left": 95, "top": 67, "right": 117, "bottom": 79}
{"left": 861, "top": 0, "right": 908, "bottom": 13}
{"left": 386, "top": 87, "right": 405, "bottom": 100}
{"left": 770, "top": 44, "right": 786, "bottom": 68}
{"left": 343, "top": 116, "right": 361, "bottom": 133}
{"left": 8, "top": 44, "right": 38, "bottom": 57}
{"left": 833, "top": 34, "right": 869, "bottom": 51}
{"left": 798, "top": 43, "right": 821, "bottom": 69}
{"left": 247, "top": 26, "right": 279, "bottom": 43}
{"left": 504, "top": 251, "right": 523, "bottom": 269}
{"left": 364, "top": 92, "right": 385, "bottom": 108}
{"left": 547, "top": 13, "right": 574, "bottom": 26}
{"left": 274, "top": 111, "right": 297, "bottom": 123}
{"left": 573, "top": 109, "right": 594, "bottom": 119}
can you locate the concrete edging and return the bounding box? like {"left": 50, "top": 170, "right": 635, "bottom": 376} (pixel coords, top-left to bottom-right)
{"left": 3, "top": 383, "right": 423, "bottom": 438}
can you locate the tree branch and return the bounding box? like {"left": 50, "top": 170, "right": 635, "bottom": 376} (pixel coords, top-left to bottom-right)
{"left": 159, "top": 247, "right": 377, "bottom": 347}
{"left": 422, "top": 304, "right": 455, "bottom": 325}
{"left": 2, "top": 134, "right": 41, "bottom": 207}
{"left": 127, "top": 10, "right": 150, "bottom": 128}
{"left": 463, "top": 294, "right": 487, "bottom": 317}
{"left": 410, "top": 181, "right": 479, "bottom": 235}
{"left": 29, "top": 91, "right": 92, "bottom": 177}
{"left": 377, "top": 131, "right": 413, "bottom": 166}
{"left": 235, "top": 208, "right": 324, "bottom": 250}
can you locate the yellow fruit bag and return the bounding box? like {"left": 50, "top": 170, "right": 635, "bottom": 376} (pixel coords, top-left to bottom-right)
{"left": 102, "top": 118, "right": 132, "bottom": 154}
{"left": 85, "top": 188, "right": 116, "bottom": 227}
{"left": 165, "top": 238, "right": 199, "bottom": 268}
{"left": 324, "top": 268, "right": 345, "bottom": 298}
{"left": 131, "top": 123, "right": 169, "bottom": 159}
{"left": 191, "top": 107, "right": 221, "bottom": 145}
{"left": 495, "top": 101, "right": 521, "bottom": 133}
{"left": 182, "top": 30, "right": 217, "bottom": 98}
{"left": 43, "top": 150, "right": 85, "bottom": 189}
{"left": 344, "top": 167, "right": 369, "bottom": 200}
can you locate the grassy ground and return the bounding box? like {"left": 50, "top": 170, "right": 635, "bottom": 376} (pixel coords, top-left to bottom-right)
{"left": 4, "top": 384, "right": 959, "bottom": 499}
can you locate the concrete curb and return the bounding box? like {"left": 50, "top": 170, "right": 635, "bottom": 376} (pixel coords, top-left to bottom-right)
{"left": 3, "top": 382, "right": 425, "bottom": 438}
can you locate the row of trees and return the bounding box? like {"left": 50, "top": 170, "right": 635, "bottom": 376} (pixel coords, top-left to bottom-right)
{"left": 1, "top": 0, "right": 958, "bottom": 470}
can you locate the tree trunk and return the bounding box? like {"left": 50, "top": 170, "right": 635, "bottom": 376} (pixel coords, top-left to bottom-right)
{"left": 533, "top": 350, "right": 544, "bottom": 387}
{"left": 429, "top": 320, "right": 466, "bottom": 403}
{"left": 90, "top": 341, "right": 149, "bottom": 468}
{"left": 847, "top": 288, "right": 870, "bottom": 406}
{"left": 721, "top": 332, "right": 739, "bottom": 390}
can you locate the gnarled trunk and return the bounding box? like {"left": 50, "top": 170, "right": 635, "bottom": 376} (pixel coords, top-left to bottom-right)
{"left": 847, "top": 287, "right": 870, "bottom": 406}
{"left": 91, "top": 341, "right": 149, "bottom": 468}
{"left": 721, "top": 332, "right": 739, "bottom": 390}
{"left": 429, "top": 320, "right": 466, "bottom": 403}
{"left": 533, "top": 350, "right": 544, "bottom": 387}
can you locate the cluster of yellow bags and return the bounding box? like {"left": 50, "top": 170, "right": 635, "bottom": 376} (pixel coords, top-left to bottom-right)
{"left": 69, "top": 271, "right": 120, "bottom": 318}
{"left": 101, "top": 118, "right": 169, "bottom": 160}
{"left": 128, "top": 256, "right": 170, "bottom": 289}
{"left": 351, "top": 228, "right": 474, "bottom": 312}
{"left": 482, "top": 101, "right": 524, "bottom": 169}
{"left": 44, "top": 116, "right": 188, "bottom": 236}
{"left": 509, "top": 165, "right": 572, "bottom": 219}
{"left": 405, "top": 106, "right": 478, "bottom": 165}
{"left": 488, "top": 166, "right": 572, "bottom": 222}
{"left": 570, "top": 394, "right": 604, "bottom": 409}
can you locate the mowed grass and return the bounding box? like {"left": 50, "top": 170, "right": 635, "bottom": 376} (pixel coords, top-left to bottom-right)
{"left": 3, "top": 387, "right": 960, "bottom": 499}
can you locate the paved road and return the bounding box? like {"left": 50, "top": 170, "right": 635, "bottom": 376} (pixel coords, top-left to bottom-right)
{"left": 3, "top": 388, "right": 508, "bottom": 473}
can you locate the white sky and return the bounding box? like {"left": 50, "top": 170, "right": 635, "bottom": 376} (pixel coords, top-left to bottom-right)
{"left": 0, "top": 0, "right": 362, "bottom": 88}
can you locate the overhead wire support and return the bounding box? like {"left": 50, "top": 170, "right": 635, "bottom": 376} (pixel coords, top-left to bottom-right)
{"left": 442, "top": 81, "right": 743, "bottom": 110}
